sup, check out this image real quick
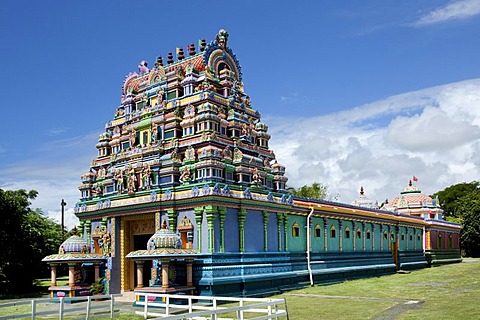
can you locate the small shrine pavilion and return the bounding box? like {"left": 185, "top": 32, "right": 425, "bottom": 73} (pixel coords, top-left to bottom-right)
{"left": 42, "top": 228, "right": 107, "bottom": 297}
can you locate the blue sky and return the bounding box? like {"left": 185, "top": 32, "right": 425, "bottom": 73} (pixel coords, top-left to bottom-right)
{"left": 1, "top": 0, "right": 480, "bottom": 227}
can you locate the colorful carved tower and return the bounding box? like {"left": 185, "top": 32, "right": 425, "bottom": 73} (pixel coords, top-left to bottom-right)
{"left": 77, "top": 29, "right": 287, "bottom": 205}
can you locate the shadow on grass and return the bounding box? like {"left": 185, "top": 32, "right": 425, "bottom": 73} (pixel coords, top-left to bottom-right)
{"left": 0, "top": 276, "right": 68, "bottom": 301}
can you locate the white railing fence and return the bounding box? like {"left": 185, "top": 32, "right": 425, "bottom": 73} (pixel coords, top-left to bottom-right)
{"left": 135, "top": 293, "right": 289, "bottom": 320}
{"left": 0, "top": 294, "right": 121, "bottom": 320}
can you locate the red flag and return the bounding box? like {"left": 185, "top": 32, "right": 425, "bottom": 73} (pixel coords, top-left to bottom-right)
{"left": 413, "top": 176, "right": 418, "bottom": 182}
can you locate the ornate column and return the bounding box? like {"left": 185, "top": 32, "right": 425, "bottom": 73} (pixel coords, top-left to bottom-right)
{"left": 205, "top": 206, "right": 217, "bottom": 253}
{"left": 155, "top": 212, "right": 161, "bottom": 231}
{"left": 262, "top": 210, "right": 269, "bottom": 252}
{"left": 352, "top": 222, "right": 357, "bottom": 251}
{"left": 283, "top": 214, "right": 289, "bottom": 252}
{"left": 161, "top": 260, "right": 170, "bottom": 289}
{"left": 85, "top": 220, "right": 92, "bottom": 245}
{"left": 238, "top": 208, "right": 247, "bottom": 252}
{"left": 50, "top": 264, "right": 58, "bottom": 287}
{"left": 413, "top": 228, "right": 418, "bottom": 250}
{"left": 218, "top": 207, "right": 227, "bottom": 253}
{"left": 362, "top": 222, "right": 366, "bottom": 251}
{"left": 136, "top": 261, "right": 144, "bottom": 288}
{"left": 194, "top": 207, "right": 203, "bottom": 251}
{"left": 167, "top": 209, "right": 177, "bottom": 232}
{"left": 372, "top": 225, "right": 376, "bottom": 251}
{"left": 68, "top": 263, "right": 76, "bottom": 287}
{"left": 186, "top": 259, "right": 193, "bottom": 287}
{"left": 380, "top": 225, "right": 384, "bottom": 251}
{"left": 276, "top": 213, "right": 284, "bottom": 251}
{"left": 323, "top": 218, "right": 328, "bottom": 252}
{"left": 339, "top": 220, "right": 343, "bottom": 252}
{"left": 78, "top": 221, "right": 85, "bottom": 238}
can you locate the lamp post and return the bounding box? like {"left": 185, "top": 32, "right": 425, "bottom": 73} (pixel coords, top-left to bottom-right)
{"left": 61, "top": 199, "right": 66, "bottom": 235}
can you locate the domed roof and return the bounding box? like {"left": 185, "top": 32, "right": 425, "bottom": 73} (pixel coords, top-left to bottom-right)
{"left": 386, "top": 180, "right": 443, "bottom": 219}
{"left": 147, "top": 228, "right": 180, "bottom": 250}
{"left": 390, "top": 180, "right": 439, "bottom": 209}
{"left": 43, "top": 231, "right": 105, "bottom": 263}
{"left": 125, "top": 222, "right": 199, "bottom": 259}
{"left": 60, "top": 235, "right": 89, "bottom": 254}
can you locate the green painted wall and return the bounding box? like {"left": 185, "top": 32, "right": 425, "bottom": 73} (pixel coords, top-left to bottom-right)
{"left": 311, "top": 217, "right": 324, "bottom": 252}
{"left": 327, "top": 219, "right": 340, "bottom": 252}
{"left": 288, "top": 215, "right": 306, "bottom": 252}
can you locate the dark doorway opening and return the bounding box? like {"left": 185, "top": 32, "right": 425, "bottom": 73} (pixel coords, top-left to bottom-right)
{"left": 134, "top": 234, "right": 152, "bottom": 287}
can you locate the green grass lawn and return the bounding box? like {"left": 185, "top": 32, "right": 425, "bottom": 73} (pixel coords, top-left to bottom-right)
{"left": 1, "top": 260, "right": 479, "bottom": 319}
{"left": 279, "top": 258, "right": 480, "bottom": 319}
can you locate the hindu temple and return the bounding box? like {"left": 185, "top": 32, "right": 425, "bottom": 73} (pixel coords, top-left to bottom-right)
{"left": 49, "top": 29, "right": 461, "bottom": 298}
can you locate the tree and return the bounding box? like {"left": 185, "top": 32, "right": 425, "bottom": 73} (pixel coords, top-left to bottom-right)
{"left": 431, "top": 181, "right": 480, "bottom": 221}
{"left": 457, "top": 192, "right": 480, "bottom": 257}
{"left": 0, "top": 189, "right": 64, "bottom": 294}
{"left": 288, "top": 182, "right": 328, "bottom": 200}
{"left": 432, "top": 182, "right": 480, "bottom": 257}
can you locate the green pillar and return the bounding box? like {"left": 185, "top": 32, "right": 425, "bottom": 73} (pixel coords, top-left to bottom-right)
{"left": 101, "top": 217, "right": 108, "bottom": 229}
{"left": 339, "top": 220, "right": 343, "bottom": 252}
{"left": 218, "top": 207, "right": 227, "bottom": 253}
{"left": 353, "top": 222, "right": 357, "bottom": 251}
{"left": 85, "top": 220, "right": 91, "bottom": 245}
{"left": 205, "top": 206, "right": 217, "bottom": 253}
{"left": 262, "top": 211, "right": 269, "bottom": 252}
{"left": 194, "top": 207, "right": 204, "bottom": 251}
{"left": 78, "top": 221, "right": 85, "bottom": 238}
{"left": 238, "top": 208, "right": 247, "bottom": 252}
{"left": 167, "top": 209, "right": 177, "bottom": 232}
{"left": 276, "top": 213, "right": 284, "bottom": 251}
{"left": 323, "top": 218, "right": 328, "bottom": 252}
{"left": 283, "top": 214, "right": 289, "bottom": 251}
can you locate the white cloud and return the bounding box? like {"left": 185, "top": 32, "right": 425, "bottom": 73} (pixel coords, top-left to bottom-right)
{"left": 45, "top": 127, "right": 69, "bottom": 137}
{"left": 0, "top": 131, "right": 98, "bottom": 229}
{"left": 267, "top": 78, "right": 480, "bottom": 205}
{"left": 415, "top": 0, "right": 480, "bottom": 26}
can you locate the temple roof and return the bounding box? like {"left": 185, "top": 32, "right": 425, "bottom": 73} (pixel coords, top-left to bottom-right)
{"left": 351, "top": 187, "right": 378, "bottom": 209}
{"left": 42, "top": 234, "right": 106, "bottom": 263}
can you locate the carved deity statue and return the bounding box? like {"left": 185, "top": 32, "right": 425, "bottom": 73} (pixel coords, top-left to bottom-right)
{"left": 101, "top": 230, "right": 111, "bottom": 256}
{"left": 127, "top": 168, "right": 137, "bottom": 193}
{"left": 252, "top": 167, "right": 262, "bottom": 186}
{"left": 179, "top": 166, "right": 192, "bottom": 184}
{"left": 222, "top": 146, "right": 232, "bottom": 160}
{"left": 216, "top": 29, "right": 229, "bottom": 50}
{"left": 115, "top": 169, "right": 124, "bottom": 193}
{"left": 129, "top": 129, "right": 136, "bottom": 147}
{"left": 233, "top": 147, "right": 243, "bottom": 162}
{"left": 184, "top": 145, "right": 196, "bottom": 161}
{"left": 140, "top": 164, "right": 152, "bottom": 190}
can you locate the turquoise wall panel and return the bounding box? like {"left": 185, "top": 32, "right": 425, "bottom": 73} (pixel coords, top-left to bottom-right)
{"left": 288, "top": 215, "right": 306, "bottom": 252}
{"left": 327, "top": 219, "right": 340, "bottom": 252}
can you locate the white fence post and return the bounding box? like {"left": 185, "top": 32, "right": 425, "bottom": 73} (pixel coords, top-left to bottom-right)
{"left": 143, "top": 294, "right": 148, "bottom": 319}
{"left": 212, "top": 297, "right": 217, "bottom": 320}
{"left": 110, "top": 294, "right": 115, "bottom": 319}
{"left": 239, "top": 298, "right": 244, "bottom": 320}
{"left": 31, "top": 299, "right": 36, "bottom": 320}
{"left": 166, "top": 295, "right": 170, "bottom": 316}
{"left": 58, "top": 297, "right": 64, "bottom": 320}
{"left": 85, "top": 296, "right": 91, "bottom": 320}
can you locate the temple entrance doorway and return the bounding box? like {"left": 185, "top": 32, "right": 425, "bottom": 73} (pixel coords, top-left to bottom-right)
{"left": 120, "top": 214, "right": 155, "bottom": 292}
{"left": 133, "top": 234, "right": 151, "bottom": 287}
